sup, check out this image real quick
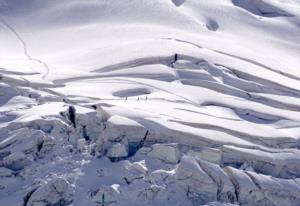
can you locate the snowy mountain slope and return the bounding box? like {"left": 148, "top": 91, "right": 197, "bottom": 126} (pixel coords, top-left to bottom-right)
{"left": 1, "top": 0, "right": 300, "bottom": 205}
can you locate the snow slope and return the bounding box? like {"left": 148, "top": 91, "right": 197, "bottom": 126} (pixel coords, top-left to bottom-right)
{"left": 1, "top": 0, "right": 300, "bottom": 205}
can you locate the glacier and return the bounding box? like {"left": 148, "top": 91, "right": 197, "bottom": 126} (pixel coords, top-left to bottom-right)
{"left": 1, "top": 0, "right": 300, "bottom": 205}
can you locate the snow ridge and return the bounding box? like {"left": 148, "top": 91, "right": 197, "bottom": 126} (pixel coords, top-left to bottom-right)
{"left": 1, "top": 0, "right": 300, "bottom": 205}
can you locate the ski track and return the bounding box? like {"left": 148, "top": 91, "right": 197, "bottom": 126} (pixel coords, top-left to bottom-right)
{"left": 1, "top": 1, "right": 300, "bottom": 206}
{"left": 0, "top": 16, "right": 50, "bottom": 80}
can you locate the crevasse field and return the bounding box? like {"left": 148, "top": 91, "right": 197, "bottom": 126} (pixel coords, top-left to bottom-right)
{"left": 1, "top": 0, "right": 300, "bottom": 205}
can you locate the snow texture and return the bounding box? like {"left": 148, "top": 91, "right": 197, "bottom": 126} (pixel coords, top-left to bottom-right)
{"left": 1, "top": 0, "right": 300, "bottom": 205}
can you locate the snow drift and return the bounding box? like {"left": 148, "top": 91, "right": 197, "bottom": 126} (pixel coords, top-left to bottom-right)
{"left": 1, "top": 0, "right": 300, "bottom": 205}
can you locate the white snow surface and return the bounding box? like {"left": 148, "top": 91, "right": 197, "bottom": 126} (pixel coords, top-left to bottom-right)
{"left": 1, "top": 0, "right": 300, "bottom": 205}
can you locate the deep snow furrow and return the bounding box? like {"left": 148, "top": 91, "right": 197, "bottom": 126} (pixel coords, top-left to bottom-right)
{"left": 92, "top": 55, "right": 175, "bottom": 73}
{"left": 170, "top": 120, "right": 296, "bottom": 149}
{"left": 81, "top": 77, "right": 199, "bottom": 106}
{"left": 1, "top": 1, "right": 300, "bottom": 205}
{"left": 182, "top": 78, "right": 300, "bottom": 112}
{"left": 52, "top": 52, "right": 300, "bottom": 114}
{"left": 200, "top": 101, "right": 289, "bottom": 123}
{"left": 244, "top": 171, "right": 263, "bottom": 190}
{"left": 215, "top": 64, "right": 300, "bottom": 97}
{"left": 161, "top": 37, "right": 300, "bottom": 82}
{"left": 223, "top": 168, "right": 241, "bottom": 203}
{"left": 54, "top": 55, "right": 180, "bottom": 84}
{"left": 174, "top": 58, "right": 300, "bottom": 111}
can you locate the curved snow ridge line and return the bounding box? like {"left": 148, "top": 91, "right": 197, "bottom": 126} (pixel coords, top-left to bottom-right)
{"left": 247, "top": 93, "right": 300, "bottom": 112}
{"left": 212, "top": 63, "right": 300, "bottom": 97}
{"left": 53, "top": 53, "right": 300, "bottom": 112}
{"left": 215, "top": 64, "right": 300, "bottom": 97}
{"left": 277, "top": 124, "right": 300, "bottom": 130}
{"left": 105, "top": 77, "right": 199, "bottom": 106}
{"left": 201, "top": 100, "right": 300, "bottom": 123}
{"left": 174, "top": 107, "right": 241, "bottom": 122}
{"left": 53, "top": 55, "right": 176, "bottom": 84}
{"left": 55, "top": 76, "right": 199, "bottom": 106}
{"left": 174, "top": 57, "right": 300, "bottom": 101}
{"left": 180, "top": 78, "right": 249, "bottom": 97}
{"left": 0, "top": 68, "right": 40, "bottom": 76}
{"left": 174, "top": 58, "right": 300, "bottom": 111}
{"left": 54, "top": 54, "right": 205, "bottom": 84}
{"left": 181, "top": 78, "right": 300, "bottom": 112}
{"left": 64, "top": 72, "right": 176, "bottom": 84}
{"left": 161, "top": 37, "right": 300, "bottom": 82}
{"left": 54, "top": 52, "right": 300, "bottom": 106}
{"left": 170, "top": 120, "right": 297, "bottom": 149}
{"left": 0, "top": 16, "right": 50, "bottom": 80}
{"left": 201, "top": 102, "right": 282, "bottom": 122}
{"left": 0, "top": 74, "right": 63, "bottom": 89}
{"left": 206, "top": 65, "right": 300, "bottom": 111}
{"left": 129, "top": 104, "right": 297, "bottom": 148}
{"left": 137, "top": 118, "right": 259, "bottom": 149}
{"left": 92, "top": 55, "right": 176, "bottom": 73}
{"left": 161, "top": 55, "right": 300, "bottom": 112}
{"left": 177, "top": 54, "right": 300, "bottom": 97}
{"left": 183, "top": 77, "right": 300, "bottom": 112}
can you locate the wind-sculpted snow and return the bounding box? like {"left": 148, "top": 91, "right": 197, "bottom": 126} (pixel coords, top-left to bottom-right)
{"left": 1, "top": 0, "right": 300, "bottom": 205}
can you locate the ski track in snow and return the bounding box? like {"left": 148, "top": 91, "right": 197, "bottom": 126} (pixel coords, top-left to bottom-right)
{"left": 0, "top": 15, "right": 50, "bottom": 80}
{"left": 1, "top": 0, "right": 300, "bottom": 206}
